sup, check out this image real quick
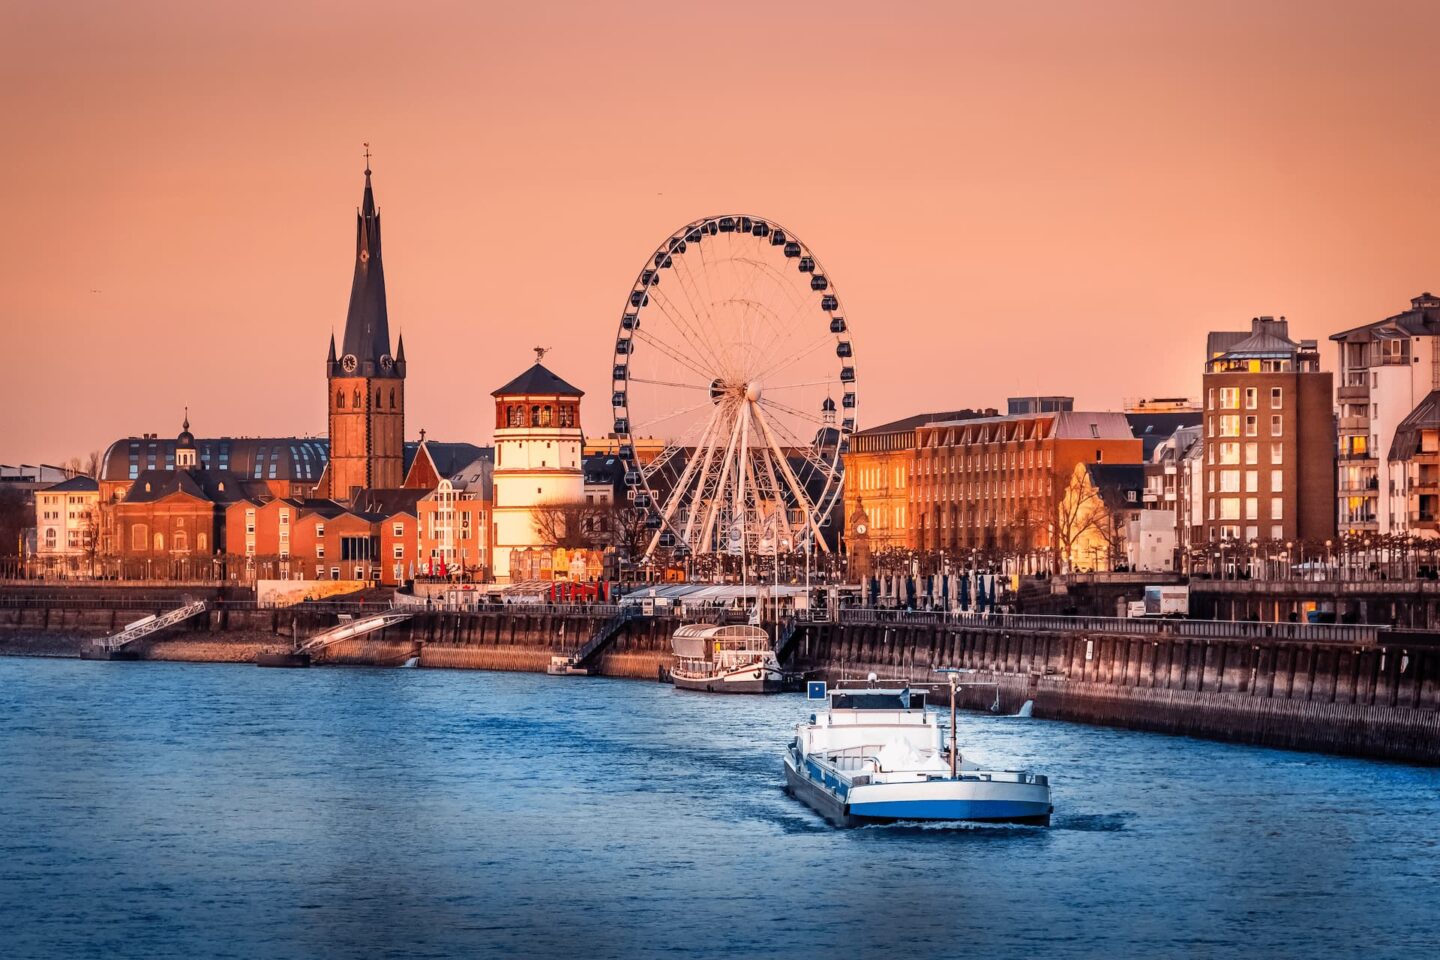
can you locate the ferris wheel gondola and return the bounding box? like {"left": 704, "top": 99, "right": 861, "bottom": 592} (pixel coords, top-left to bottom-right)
{"left": 610, "top": 215, "right": 857, "bottom": 564}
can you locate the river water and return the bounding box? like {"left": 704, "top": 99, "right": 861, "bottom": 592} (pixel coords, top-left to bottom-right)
{"left": 2, "top": 658, "right": 1437, "bottom": 960}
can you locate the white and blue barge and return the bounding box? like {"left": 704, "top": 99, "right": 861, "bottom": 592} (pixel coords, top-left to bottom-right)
{"left": 784, "top": 679, "right": 1052, "bottom": 827}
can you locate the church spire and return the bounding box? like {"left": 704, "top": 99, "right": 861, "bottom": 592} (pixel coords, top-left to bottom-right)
{"left": 334, "top": 145, "right": 396, "bottom": 378}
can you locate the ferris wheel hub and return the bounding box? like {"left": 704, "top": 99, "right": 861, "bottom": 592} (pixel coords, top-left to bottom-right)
{"left": 746, "top": 381, "right": 763, "bottom": 402}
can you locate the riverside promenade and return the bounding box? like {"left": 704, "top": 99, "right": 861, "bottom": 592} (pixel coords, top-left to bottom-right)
{"left": 3, "top": 589, "right": 1438, "bottom": 764}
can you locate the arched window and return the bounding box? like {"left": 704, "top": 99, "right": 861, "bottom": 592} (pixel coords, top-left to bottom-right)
{"left": 389, "top": 388, "right": 396, "bottom": 410}
{"left": 353, "top": 389, "right": 362, "bottom": 408}
{"left": 531, "top": 405, "right": 540, "bottom": 425}
{"left": 336, "top": 389, "right": 345, "bottom": 409}
{"left": 197, "top": 533, "right": 208, "bottom": 553}
{"left": 174, "top": 530, "right": 188, "bottom": 552}
{"left": 376, "top": 389, "right": 382, "bottom": 407}
{"left": 539, "top": 406, "right": 553, "bottom": 427}
{"left": 508, "top": 406, "right": 523, "bottom": 427}
{"left": 154, "top": 532, "right": 165, "bottom": 552}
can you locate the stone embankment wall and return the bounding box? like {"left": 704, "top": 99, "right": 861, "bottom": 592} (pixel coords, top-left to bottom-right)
{"left": 0, "top": 604, "right": 679, "bottom": 678}
{"left": 7, "top": 598, "right": 1440, "bottom": 763}
{"left": 792, "top": 621, "right": 1440, "bottom": 764}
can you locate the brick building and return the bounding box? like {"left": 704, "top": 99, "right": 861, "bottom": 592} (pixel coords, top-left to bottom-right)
{"left": 908, "top": 410, "right": 1142, "bottom": 568}
{"left": 1200, "top": 316, "right": 1335, "bottom": 545}
{"left": 843, "top": 409, "right": 994, "bottom": 554}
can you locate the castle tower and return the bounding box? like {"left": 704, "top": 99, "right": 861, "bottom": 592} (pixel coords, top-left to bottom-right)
{"left": 324, "top": 157, "right": 406, "bottom": 500}
{"left": 490, "top": 350, "right": 584, "bottom": 582}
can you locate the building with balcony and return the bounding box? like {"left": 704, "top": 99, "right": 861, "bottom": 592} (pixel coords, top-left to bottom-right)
{"left": 1329, "top": 293, "right": 1440, "bottom": 535}
{"left": 1201, "top": 316, "right": 1335, "bottom": 545}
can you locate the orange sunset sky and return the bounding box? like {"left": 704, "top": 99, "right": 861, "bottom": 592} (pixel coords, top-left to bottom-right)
{"left": 4, "top": 0, "right": 1440, "bottom": 464}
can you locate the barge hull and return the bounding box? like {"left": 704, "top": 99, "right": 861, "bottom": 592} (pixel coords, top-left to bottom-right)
{"left": 674, "top": 674, "right": 782, "bottom": 694}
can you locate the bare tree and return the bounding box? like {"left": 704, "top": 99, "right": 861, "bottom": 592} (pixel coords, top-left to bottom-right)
{"left": 1048, "top": 466, "right": 1103, "bottom": 573}
{"left": 532, "top": 500, "right": 615, "bottom": 549}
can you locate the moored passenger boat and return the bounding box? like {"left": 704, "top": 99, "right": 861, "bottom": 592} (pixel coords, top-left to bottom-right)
{"left": 670, "top": 623, "right": 783, "bottom": 694}
{"left": 784, "top": 676, "right": 1052, "bottom": 827}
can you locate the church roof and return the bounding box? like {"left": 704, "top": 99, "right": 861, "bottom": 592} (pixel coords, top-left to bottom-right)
{"left": 120, "top": 468, "right": 261, "bottom": 505}
{"left": 492, "top": 362, "right": 584, "bottom": 398}
{"left": 101, "top": 437, "right": 330, "bottom": 485}
{"left": 336, "top": 163, "right": 398, "bottom": 378}
{"left": 350, "top": 487, "right": 427, "bottom": 519}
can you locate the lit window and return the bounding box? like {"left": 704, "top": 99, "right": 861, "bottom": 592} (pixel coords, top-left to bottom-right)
{"left": 1271, "top": 415, "right": 1283, "bottom": 437}
{"left": 1271, "top": 497, "right": 1284, "bottom": 519}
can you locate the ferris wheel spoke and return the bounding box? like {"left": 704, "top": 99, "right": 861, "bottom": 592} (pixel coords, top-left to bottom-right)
{"left": 750, "top": 402, "right": 832, "bottom": 553}
{"left": 627, "top": 376, "right": 710, "bottom": 390}
{"left": 630, "top": 395, "right": 720, "bottom": 433}
{"left": 668, "top": 242, "right": 729, "bottom": 373}
{"left": 752, "top": 332, "right": 837, "bottom": 384}
{"left": 645, "top": 287, "right": 728, "bottom": 375}
{"left": 633, "top": 328, "right": 719, "bottom": 382}
{"left": 765, "top": 378, "right": 841, "bottom": 391}
{"left": 757, "top": 395, "right": 828, "bottom": 427}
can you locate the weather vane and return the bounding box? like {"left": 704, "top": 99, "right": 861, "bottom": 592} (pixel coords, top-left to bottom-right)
{"left": 534, "top": 346, "right": 550, "bottom": 362}
{"left": 363, "top": 142, "right": 371, "bottom": 174}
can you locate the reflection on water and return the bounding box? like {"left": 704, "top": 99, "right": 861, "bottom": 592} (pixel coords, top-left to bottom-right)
{"left": 2, "top": 659, "right": 1438, "bottom": 960}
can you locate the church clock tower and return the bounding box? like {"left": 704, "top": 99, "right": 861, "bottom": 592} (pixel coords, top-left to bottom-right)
{"left": 323, "top": 152, "right": 406, "bottom": 500}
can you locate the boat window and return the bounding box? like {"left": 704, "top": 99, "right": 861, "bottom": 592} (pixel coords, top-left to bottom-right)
{"left": 830, "top": 693, "right": 926, "bottom": 710}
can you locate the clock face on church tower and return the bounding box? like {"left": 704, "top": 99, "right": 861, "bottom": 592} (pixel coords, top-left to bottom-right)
{"left": 856, "top": 523, "right": 868, "bottom": 535}
{"left": 341, "top": 354, "right": 358, "bottom": 373}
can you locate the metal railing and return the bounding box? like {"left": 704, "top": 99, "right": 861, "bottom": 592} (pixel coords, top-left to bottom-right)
{"left": 835, "top": 608, "right": 1383, "bottom": 645}
{"left": 98, "top": 600, "right": 209, "bottom": 652}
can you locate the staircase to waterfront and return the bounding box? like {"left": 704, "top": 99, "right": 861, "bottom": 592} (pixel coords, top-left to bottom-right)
{"left": 297, "top": 609, "right": 414, "bottom": 653}
{"left": 773, "top": 616, "right": 802, "bottom": 663}
{"left": 91, "top": 600, "right": 209, "bottom": 654}
{"left": 548, "top": 607, "right": 636, "bottom": 675}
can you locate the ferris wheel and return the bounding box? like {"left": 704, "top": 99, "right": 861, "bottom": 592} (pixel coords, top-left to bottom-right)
{"left": 611, "top": 215, "right": 857, "bottom": 562}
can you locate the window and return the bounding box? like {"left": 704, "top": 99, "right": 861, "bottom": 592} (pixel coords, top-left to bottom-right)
{"left": 1245, "top": 415, "right": 1258, "bottom": 437}
{"left": 154, "top": 533, "right": 165, "bottom": 551}
{"left": 336, "top": 390, "right": 345, "bottom": 409}
{"left": 132, "top": 524, "right": 147, "bottom": 550}
{"left": 1220, "top": 387, "right": 1239, "bottom": 409}
{"left": 1245, "top": 387, "right": 1257, "bottom": 409}
{"left": 316, "top": 523, "right": 324, "bottom": 538}
{"left": 1245, "top": 471, "right": 1258, "bottom": 493}
{"left": 393, "top": 543, "right": 404, "bottom": 559}
{"left": 393, "top": 522, "right": 404, "bottom": 537}
{"left": 1271, "top": 442, "right": 1284, "bottom": 464}
{"left": 1271, "top": 415, "right": 1283, "bottom": 437}
{"left": 354, "top": 389, "right": 362, "bottom": 408}
{"left": 1271, "top": 497, "right": 1284, "bottom": 519}
{"left": 390, "top": 388, "right": 396, "bottom": 409}
{"left": 1271, "top": 524, "right": 1284, "bottom": 539}
{"left": 1219, "top": 442, "right": 1240, "bottom": 465}
{"left": 1271, "top": 470, "right": 1283, "bottom": 492}
{"left": 376, "top": 389, "right": 382, "bottom": 408}
{"left": 317, "top": 545, "right": 325, "bottom": 558}
{"left": 198, "top": 533, "right": 207, "bottom": 553}
{"left": 1219, "top": 415, "right": 1240, "bottom": 437}
{"left": 1245, "top": 497, "right": 1258, "bottom": 520}
{"left": 1244, "top": 442, "right": 1258, "bottom": 465}
{"left": 1220, "top": 470, "right": 1240, "bottom": 493}
{"left": 1271, "top": 387, "right": 1282, "bottom": 409}
{"left": 539, "top": 406, "right": 553, "bottom": 427}
{"left": 1219, "top": 498, "right": 1240, "bottom": 520}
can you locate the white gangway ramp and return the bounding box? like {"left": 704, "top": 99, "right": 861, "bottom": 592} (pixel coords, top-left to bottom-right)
{"left": 98, "top": 600, "right": 209, "bottom": 652}
{"left": 297, "top": 608, "right": 413, "bottom": 653}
